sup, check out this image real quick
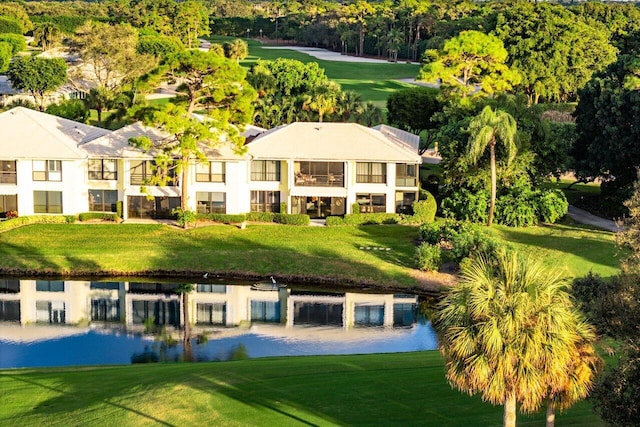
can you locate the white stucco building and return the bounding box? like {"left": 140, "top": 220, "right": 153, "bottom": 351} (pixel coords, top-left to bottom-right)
{"left": 0, "top": 107, "right": 421, "bottom": 220}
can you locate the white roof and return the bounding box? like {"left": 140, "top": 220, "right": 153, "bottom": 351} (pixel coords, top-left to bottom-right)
{"left": 80, "top": 122, "right": 250, "bottom": 161}
{"left": 247, "top": 122, "right": 422, "bottom": 163}
{"left": 372, "top": 124, "right": 420, "bottom": 152}
{"left": 0, "top": 107, "right": 110, "bottom": 160}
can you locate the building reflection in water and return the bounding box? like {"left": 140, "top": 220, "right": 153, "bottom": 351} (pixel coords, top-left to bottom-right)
{"left": 0, "top": 278, "right": 437, "bottom": 368}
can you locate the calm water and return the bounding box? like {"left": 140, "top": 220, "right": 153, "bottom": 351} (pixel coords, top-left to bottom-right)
{"left": 0, "top": 278, "right": 437, "bottom": 369}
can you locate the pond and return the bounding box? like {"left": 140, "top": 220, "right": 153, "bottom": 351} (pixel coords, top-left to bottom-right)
{"left": 0, "top": 278, "right": 438, "bottom": 369}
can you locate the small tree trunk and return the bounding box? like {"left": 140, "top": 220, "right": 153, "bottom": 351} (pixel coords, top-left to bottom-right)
{"left": 546, "top": 402, "right": 556, "bottom": 427}
{"left": 183, "top": 291, "right": 191, "bottom": 345}
{"left": 504, "top": 393, "right": 516, "bottom": 427}
{"left": 488, "top": 142, "right": 497, "bottom": 226}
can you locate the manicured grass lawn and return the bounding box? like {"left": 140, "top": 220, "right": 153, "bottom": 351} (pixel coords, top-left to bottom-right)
{"left": 489, "top": 223, "right": 622, "bottom": 280}
{"left": 0, "top": 223, "right": 437, "bottom": 289}
{"left": 0, "top": 220, "right": 620, "bottom": 286}
{"left": 0, "top": 352, "right": 603, "bottom": 426}
{"left": 208, "top": 36, "right": 421, "bottom": 109}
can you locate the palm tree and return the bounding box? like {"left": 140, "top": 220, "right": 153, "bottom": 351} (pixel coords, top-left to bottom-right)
{"left": 33, "top": 22, "right": 61, "bottom": 52}
{"left": 304, "top": 82, "right": 339, "bottom": 122}
{"left": 434, "top": 250, "right": 598, "bottom": 427}
{"left": 466, "top": 106, "right": 517, "bottom": 226}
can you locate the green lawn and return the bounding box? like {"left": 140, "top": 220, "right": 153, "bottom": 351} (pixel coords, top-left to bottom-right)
{"left": 0, "top": 352, "right": 603, "bottom": 427}
{"left": 209, "top": 36, "right": 421, "bottom": 109}
{"left": 0, "top": 220, "right": 620, "bottom": 287}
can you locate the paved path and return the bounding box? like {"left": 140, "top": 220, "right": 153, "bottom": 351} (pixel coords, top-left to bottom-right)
{"left": 567, "top": 205, "right": 620, "bottom": 232}
{"left": 261, "top": 45, "right": 420, "bottom": 65}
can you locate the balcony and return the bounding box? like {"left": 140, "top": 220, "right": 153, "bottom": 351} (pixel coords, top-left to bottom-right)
{"left": 295, "top": 173, "right": 344, "bottom": 187}
{"left": 0, "top": 172, "right": 16, "bottom": 184}
{"left": 130, "top": 173, "right": 176, "bottom": 186}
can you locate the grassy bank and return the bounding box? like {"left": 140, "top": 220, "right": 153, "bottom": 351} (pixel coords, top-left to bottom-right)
{"left": 0, "top": 221, "right": 620, "bottom": 287}
{"left": 0, "top": 352, "right": 602, "bottom": 426}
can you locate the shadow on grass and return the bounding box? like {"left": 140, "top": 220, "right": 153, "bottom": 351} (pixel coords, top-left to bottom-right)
{"left": 0, "top": 353, "right": 603, "bottom": 426}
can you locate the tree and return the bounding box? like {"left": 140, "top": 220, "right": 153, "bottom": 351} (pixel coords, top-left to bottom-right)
{"left": 7, "top": 56, "right": 67, "bottom": 111}
{"left": 466, "top": 106, "right": 517, "bottom": 226}
{"left": 84, "top": 87, "right": 115, "bottom": 125}
{"left": 173, "top": 0, "right": 210, "bottom": 49}
{"left": 304, "top": 81, "right": 340, "bottom": 122}
{"left": 137, "top": 34, "right": 184, "bottom": 60}
{"left": 0, "top": 3, "right": 33, "bottom": 33}
{"left": 493, "top": 2, "right": 617, "bottom": 104}
{"left": 0, "top": 16, "right": 22, "bottom": 35}
{"left": 419, "top": 30, "right": 520, "bottom": 98}
{"left": 435, "top": 250, "right": 599, "bottom": 427}
{"left": 33, "top": 22, "right": 62, "bottom": 52}
{"left": 573, "top": 55, "right": 640, "bottom": 203}
{"left": 45, "top": 99, "right": 89, "bottom": 122}
{"left": 355, "top": 101, "right": 383, "bottom": 126}
{"left": 386, "top": 86, "right": 442, "bottom": 154}
{"left": 222, "top": 39, "right": 248, "bottom": 63}
{"left": 0, "top": 42, "right": 10, "bottom": 73}
{"left": 343, "top": 0, "right": 375, "bottom": 57}
{"left": 70, "top": 21, "right": 155, "bottom": 95}
{"left": 0, "top": 33, "right": 25, "bottom": 55}
{"left": 130, "top": 51, "right": 256, "bottom": 216}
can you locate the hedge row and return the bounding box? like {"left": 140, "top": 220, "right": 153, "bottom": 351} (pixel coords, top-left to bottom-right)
{"left": 196, "top": 213, "right": 246, "bottom": 224}
{"left": 197, "top": 212, "right": 310, "bottom": 226}
{"left": 0, "top": 215, "right": 70, "bottom": 232}
{"left": 327, "top": 213, "right": 402, "bottom": 226}
{"left": 77, "top": 212, "right": 120, "bottom": 222}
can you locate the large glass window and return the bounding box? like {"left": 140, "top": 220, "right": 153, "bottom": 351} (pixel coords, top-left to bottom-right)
{"left": 294, "top": 161, "right": 343, "bottom": 186}
{"left": 36, "top": 281, "right": 64, "bottom": 292}
{"left": 196, "top": 192, "right": 226, "bottom": 214}
{"left": 0, "top": 300, "right": 20, "bottom": 322}
{"left": 395, "top": 163, "right": 418, "bottom": 187}
{"left": 251, "top": 160, "right": 280, "bottom": 181}
{"left": 130, "top": 160, "right": 176, "bottom": 186}
{"left": 354, "top": 304, "right": 384, "bottom": 327}
{"left": 91, "top": 299, "right": 120, "bottom": 321}
{"left": 33, "top": 191, "right": 63, "bottom": 214}
{"left": 356, "top": 193, "right": 386, "bottom": 213}
{"left": 250, "top": 191, "right": 280, "bottom": 212}
{"left": 36, "top": 301, "right": 65, "bottom": 324}
{"left": 196, "top": 284, "right": 226, "bottom": 293}
{"left": 88, "top": 159, "right": 117, "bottom": 180}
{"left": 251, "top": 301, "right": 280, "bottom": 323}
{"left": 356, "top": 162, "right": 386, "bottom": 184}
{"left": 89, "top": 189, "right": 118, "bottom": 212}
{"left": 395, "top": 191, "right": 416, "bottom": 214}
{"left": 196, "top": 303, "right": 226, "bottom": 325}
{"left": 196, "top": 161, "right": 225, "bottom": 182}
{"left": 0, "top": 161, "right": 16, "bottom": 184}
{"left": 0, "top": 194, "right": 17, "bottom": 217}
{"left": 33, "top": 160, "right": 61, "bottom": 182}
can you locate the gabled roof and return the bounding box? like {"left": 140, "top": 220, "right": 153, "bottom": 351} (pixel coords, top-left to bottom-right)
{"left": 246, "top": 122, "right": 422, "bottom": 163}
{"left": 80, "top": 122, "right": 250, "bottom": 160}
{"left": 0, "top": 107, "right": 110, "bottom": 160}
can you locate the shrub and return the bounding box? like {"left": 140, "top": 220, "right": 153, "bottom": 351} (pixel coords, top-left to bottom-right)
{"left": 325, "top": 216, "right": 344, "bottom": 226}
{"left": 535, "top": 189, "right": 568, "bottom": 223}
{"left": 0, "top": 33, "right": 25, "bottom": 54}
{"left": 116, "top": 201, "right": 123, "bottom": 218}
{"left": 441, "top": 189, "right": 489, "bottom": 223}
{"left": 0, "top": 42, "right": 10, "bottom": 72}
{"left": 245, "top": 212, "right": 275, "bottom": 222}
{"left": 274, "top": 213, "right": 310, "bottom": 225}
{"left": 0, "top": 17, "right": 22, "bottom": 34}
{"left": 64, "top": 215, "right": 77, "bottom": 223}
{"left": 5, "top": 210, "right": 17, "bottom": 219}
{"left": 411, "top": 192, "right": 437, "bottom": 224}
{"left": 0, "top": 215, "right": 70, "bottom": 232}
{"left": 78, "top": 212, "right": 119, "bottom": 222}
{"left": 495, "top": 192, "right": 537, "bottom": 227}
{"left": 279, "top": 202, "right": 287, "bottom": 213}
{"left": 137, "top": 35, "right": 183, "bottom": 59}
{"left": 342, "top": 213, "right": 401, "bottom": 225}
{"left": 419, "top": 219, "right": 501, "bottom": 264}
{"left": 172, "top": 208, "right": 196, "bottom": 228}
{"left": 415, "top": 243, "right": 442, "bottom": 271}
{"left": 45, "top": 99, "right": 88, "bottom": 122}
{"left": 351, "top": 202, "right": 360, "bottom": 214}
{"left": 197, "top": 213, "right": 246, "bottom": 224}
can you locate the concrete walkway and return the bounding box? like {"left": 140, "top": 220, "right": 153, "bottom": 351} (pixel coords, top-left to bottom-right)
{"left": 567, "top": 205, "right": 620, "bottom": 232}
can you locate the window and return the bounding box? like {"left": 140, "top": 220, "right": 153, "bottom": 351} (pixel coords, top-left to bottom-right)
{"left": 196, "top": 192, "right": 226, "bottom": 214}
{"left": 36, "top": 281, "right": 64, "bottom": 292}
{"left": 196, "top": 284, "right": 226, "bottom": 293}
{"left": 36, "top": 301, "right": 65, "bottom": 324}
{"left": 130, "top": 160, "right": 176, "bottom": 186}
{"left": 251, "top": 160, "right": 280, "bottom": 181}
{"left": 33, "top": 160, "right": 61, "bottom": 181}
{"left": 394, "top": 303, "right": 417, "bottom": 327}
{"left": 0, "top": 161, "right": 16, "bottom": 184}
{"left": 0, "top": 279, "right": 20, "bottom": 293}
{"left": 0, "top": 300, "right": 20, "bottom": 322}
{"left": 356, "top": 162, "right": 386, "bottom": 183}
{"left": 396, "top": 163, "right": 418, "bottom": 187}
{"left": 0, "top": 194, "right": 17, "bottom": 217}
{"left": 395, "top": 191, "right": 416, "bottom": 214}
{"left": 356, "top": 193, "right": 386, "bottom": 213}
{"left": 196, "top": 161, "right": 225, "bottom": 182}
{"left": 251, "top": 301, "right": 280, "bottom": 323}
{"left": 250, "top": 191, "right": 280, "bottom": 212}
{"left": 354, "top": 304, "right": 384, "bottom": 327}
{"left": 91, "top": 298, "right": 120, "bottom": 321}
{"left": 88, "top": 159, "right": 117, "bottom": 180}
{"left": 89, "top": 189, "right": 118, "bottom": 212}
{"left": 90, "top": 282, "right": 121, "bottom": 290}
{"left": 33, "top": 191, "right": 63, "bottom": 214}
{"left": 196, "top": 303, "right": 226, "bottom": 325}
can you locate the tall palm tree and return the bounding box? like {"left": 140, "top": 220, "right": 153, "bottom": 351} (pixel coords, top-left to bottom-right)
{"left": 33, "top": 22, "right": 61, "bottom": 52}
{"left": 304, "top": 82, "right": 339, "bottom": 122}
{"left": 434, "top": 250, "right": 598, "bottom": 427}
{"left": 466, "top": 106, "right": 517, "bottom": 226}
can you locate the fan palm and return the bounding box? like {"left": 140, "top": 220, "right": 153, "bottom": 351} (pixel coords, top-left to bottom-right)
{"left": 466, "top": 106, "right": 517, "bottom": 226}
{"left": 434, "top": 250, "right": 598, "bottom": 427}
